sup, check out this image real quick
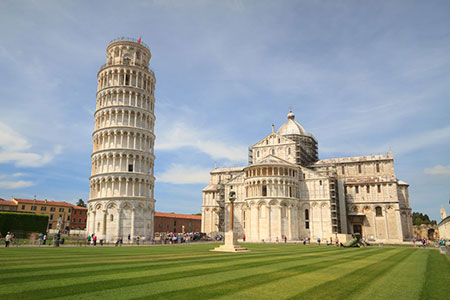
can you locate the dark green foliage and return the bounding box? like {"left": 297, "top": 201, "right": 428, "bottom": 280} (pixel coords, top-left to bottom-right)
{"left": 0, "top": 211, "right": 48, "bottom": 235}
{"left": 412, "top": 212, "right": 437, "bottom": 225}
{"left": 76, "top": 199, "right": 86, "bottom": 207}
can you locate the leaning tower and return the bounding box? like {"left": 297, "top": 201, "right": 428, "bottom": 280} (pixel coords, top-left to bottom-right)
{"left": 87, "top": 37, "right": 156, "bottom": 242}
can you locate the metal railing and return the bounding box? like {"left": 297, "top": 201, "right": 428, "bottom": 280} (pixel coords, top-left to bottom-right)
{"left": 109, "top": 36, "right": 151, "bottom": 50}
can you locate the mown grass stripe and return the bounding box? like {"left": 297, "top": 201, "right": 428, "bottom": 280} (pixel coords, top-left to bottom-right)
{"left": 286, "top": 249, "right": 413, "bottom": 300}
{"left": 1, "top": 247, "right": 364, "bottom": 299}
{"left": 128, "top": 248, "right": 389, "bottom": 300}
{"left": 1, "top": 246, "right": 337, "bottom": 281}
{"left": 351, "top": 250, "right": 428, "bottom": 300}
{"left": 419, "top": 250, "right": 450, "bottom": 299}
{"left": 1, "top": 247, "right": 334, "bottom": 284}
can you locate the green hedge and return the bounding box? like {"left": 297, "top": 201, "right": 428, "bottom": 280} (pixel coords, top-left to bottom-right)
{"left": 0, "top": 212, "right": 49, "bottom": 236}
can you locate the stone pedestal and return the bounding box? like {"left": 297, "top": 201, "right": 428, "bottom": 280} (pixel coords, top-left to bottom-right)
{"left": 213, "top": 231, "right": 248, "bottom": 252}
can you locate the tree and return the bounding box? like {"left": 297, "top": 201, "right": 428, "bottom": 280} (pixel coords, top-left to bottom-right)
{"left": 412, "top": 212, "right": 436, "bottom": 226}
{"left": 76, "top": 199, "right": 86, "bottom": 207}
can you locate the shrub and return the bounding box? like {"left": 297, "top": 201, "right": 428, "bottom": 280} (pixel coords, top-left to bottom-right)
{"left": 0, "top": 212, "right": 49, "bottom": 236}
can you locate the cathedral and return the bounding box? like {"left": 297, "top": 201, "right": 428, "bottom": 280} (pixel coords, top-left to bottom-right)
{"left": 201, "top": 110, "right": 414, "bottom": 243}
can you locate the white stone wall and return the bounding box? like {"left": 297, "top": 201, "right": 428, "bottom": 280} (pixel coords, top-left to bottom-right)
{"left": 88, "top": 39, "right": 156, "bottom": 242}
{"left": 252, "top": 133, "right": 296, "bottom": 165}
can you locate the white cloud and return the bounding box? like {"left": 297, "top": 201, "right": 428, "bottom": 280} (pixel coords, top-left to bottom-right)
{"left": 156, "top": 164, "right": 211, "bottom": 184}
{"left": 424, "top": 165, "right": 450, "bottom": 176}
{"left": 0, "top": 173, "right": 34, "bottom": 189}
{"left": 0, "top": 122, "right": 62, "bottom": 167}
{"left": 0, "top": 122, "right": 31, "bottom": 152}
{"left": 321, "top": 126, "right": 450, "bottom": 157}
{"left": 156, "top": 121, "right": 247, "bottom": 162}
{"left": 0, "top": 180, "right": 34, "bottom": 189}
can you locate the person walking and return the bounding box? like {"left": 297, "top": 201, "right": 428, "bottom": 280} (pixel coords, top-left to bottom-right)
{"left": 38, "top": 233, "right": 43, "bottom": 246}
{"left": 136, "top": 235, "right": 140, "bottom": 246}
{"left": 243, "top": 234, "right": 246, "bottom": 242}
{"left": 43, "top": 234, "right": 47, "bottom": 245}
{"left": 128, "top": 234, "right": 131, "bottom": 244}
{"left": 5, "top": 232, "right": 11, "bottom": 248}
{"left": 284, "top": 236, "right": 287, "bottom": 243}
{"left": 93, "top": 235, "right": 97, "bottom": 246}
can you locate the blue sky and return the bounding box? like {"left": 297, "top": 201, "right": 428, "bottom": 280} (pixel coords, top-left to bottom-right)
{"left": 0, "top": 0, "right": 449, "bottom": 220}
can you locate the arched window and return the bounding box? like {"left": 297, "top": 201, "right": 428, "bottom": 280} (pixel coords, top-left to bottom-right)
{"left": 272, "top": 149, "right": 275, "bottom": 155}
{"left": 376, "top": 206, "right": 383, "bottom": 217}
{"left": 305, "top": 209, "right": 309, "bottom": 220}
{"left": 110, "top": 214, "right": 114, "bottom": 222}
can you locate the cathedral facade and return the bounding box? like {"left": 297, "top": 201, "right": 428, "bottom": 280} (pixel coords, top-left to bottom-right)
{"left": 202, "top": 111, "right": 414, "bottom": 243}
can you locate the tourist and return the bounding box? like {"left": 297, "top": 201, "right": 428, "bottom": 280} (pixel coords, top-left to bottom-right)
{"left": 93, "top": 234, "right": 97, "bottom": 246}
{"left": 136, "top": 235, "right": 140, "bottom": 245}
{"left": 284, "top": 236, "right": 287, "bottom": 243}
{"left": 43, "top": 234, "right": 47, "bottom": 245}
{"left": 128, "top": 234, "right": 131, "bottom": 243}
{"left": 87, "top": 234, "right": 91, "bottom": 245}
{"left": 5, "top": 232, "right": 11, "bottom": 248}
{"left": 243, "top": 234, "right": 246, "bottom": 242}
{"left": 335, "top": 238, "right": 339, "bottom": 247}
{"left": 38, "top": 233, "right": 43, "bottom": 245}
{"left": 318, "top": 238, "right": 321, "bottom": 245}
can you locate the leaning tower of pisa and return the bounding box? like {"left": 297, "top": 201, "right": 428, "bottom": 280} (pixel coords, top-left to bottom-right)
{"left": 87, "top": 37, "right": 156, "bottom": 242}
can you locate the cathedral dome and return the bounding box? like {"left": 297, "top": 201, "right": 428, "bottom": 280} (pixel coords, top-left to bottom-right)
{"left": 277, "top": 110, "right": 306, "bottom": 136}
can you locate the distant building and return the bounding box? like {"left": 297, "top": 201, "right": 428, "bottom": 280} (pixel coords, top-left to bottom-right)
{"left": 438, "top": 206, "right": 450, "bottom": 240}
{"left": 413, "top": 224, "right": 438, "bottom": 240}
{"left": 70, "top": 206, "right": 88, "bottom": 230}
{"left": 2, "top": 198, "right": 87, "bottom": 231}
{"left": 202, "top": 110, "right": 414, "bottom": 244}
{"left": 154, "top": 212, "right": 201, "bottom": 233}
{"left": 0, "top": 199, "right": 18, "bottom": 211}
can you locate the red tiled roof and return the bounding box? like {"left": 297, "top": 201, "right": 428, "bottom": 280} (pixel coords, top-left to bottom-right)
{"left": 13, "top": 198, "right": 76, "bottom": 207}
{"left": 0, "top": 199, "right": 18, "bottom": 206}
{"left": 71, "top": 205, "right": 88, "bottom": 211}
{"left": 155, "top": 212, "right": 202, "bottom": 220}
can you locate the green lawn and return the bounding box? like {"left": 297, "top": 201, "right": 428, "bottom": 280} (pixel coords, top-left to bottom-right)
{"left": 0, "top": 243, "right": 449, "bottom": 300}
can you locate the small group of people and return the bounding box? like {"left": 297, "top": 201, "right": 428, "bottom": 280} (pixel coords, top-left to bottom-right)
{"left": 38, "top": 233, "right": 48, "bottom": 245}
{"left": 157, "top": 232, "right": 205, "bottom": 244}
{"left": 87, "top": 233, "right": 98, "bottom": 246}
